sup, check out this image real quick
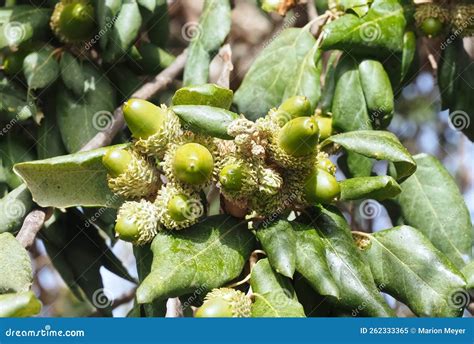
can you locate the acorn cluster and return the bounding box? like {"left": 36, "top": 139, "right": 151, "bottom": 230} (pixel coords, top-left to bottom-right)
{"left": 415, "top": 2, "right": 474, "bottom": 38}
{"left": 50, "top": 0, "right": 96, "bottom": 44}
{"left": 104, "top": 96, "right": 340, "bottom": 246}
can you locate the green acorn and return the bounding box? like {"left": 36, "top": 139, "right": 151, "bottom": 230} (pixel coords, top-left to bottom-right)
{"left": 314, "top": 115, "right": 333, "bottom": 141}
{"left": 115, "top": 200, "right": 160, "bottom": 245}
{"left": 272, "top": 96, "right": 312, "bottom": 127}
{"left": 155, "top": 184, "right": 203, "bottom": 230}
{"left": 171, "top": 143, "right": 214, "bottom": 186}
{"left": 316, "top": 154, "right": 336, "bottom": 176}
{"left": 123, "top": 99, "right": 181, "bottom": 158}
{"left": 414, "top": 3, "right": 449, "bottom": 37}
{"left": 50, "top": 0, "right": 95, "bottom": 43}
{"left": 195, "top": 288, "right": 251, "bottom": 318}
{"left": 278, "top": 117, "right": 319, "bottom": 157}
{"left": 102, "top": 148, "right": 159, "bottom": 199}
{"left": 219, "top": 164, "right": 245, "bottom": 192}
{"left": 304, "top": 168, "right": 340, "bottom": 204}
{"left": 452, "top": 5, "right": 474, "bottom": 37}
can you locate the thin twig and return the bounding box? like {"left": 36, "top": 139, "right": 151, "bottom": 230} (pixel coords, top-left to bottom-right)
{"left": 16, "top": 208, "right": 53, "bottom": 249}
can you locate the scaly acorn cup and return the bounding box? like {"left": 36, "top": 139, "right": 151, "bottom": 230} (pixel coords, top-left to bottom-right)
{"left": 155, "top": 184, "right": 203, "bottom": 230}
{"left": 195, "top": 288, "right": 251, "bottom": 318}
{"left": 314, "top": 115, "right": 333, "bottom": 141}
{"left": 169, "top": 143, "right": 214, "bottom": 186}
{"left": 115, "top": 200, "right": 160, "bottom": 245}
{"left": 102, "top": 148, "right": 159, "bottom": 199}
{"left": 271, "top": 96, "right": 312, "bottom": 127}
{"left": 267, "top": 116, "right": 319, "bottom": 170}
{"left": 50, "top": 0, "right": 96, "bottom": 43}
{"left": 304, "top": 167, "right": 340, "bottom": 204}
{"left": 452, "top": 5, "right": 474, "bottom": 37}
{"left": 123, "top": 99, "right": 182, "bottom": 158}
{"left": 414, "top": 3, "right": 449, "bottom": 37}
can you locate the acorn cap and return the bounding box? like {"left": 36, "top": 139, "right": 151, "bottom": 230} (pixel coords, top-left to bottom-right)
{"left": 452, "top": 5, "right": 474, "bottom": 37}
{"left": 414, "top": 3, "right": 449, "bottom": 37}
{"left": 50, "top": 0, "right": 95, "bottom": 43}
{"left": 115, "top": 200, "right": 160, "bottom": 245}
{"left": 172, "top": 143, "right": 214, "bottom": 186}
{"left": 258, "top": 166, "right": 283, "bottom": 196}
{"left": 196, "top": 288, "right": 251, "bottom": 318}
{"left": 105, "top": 149, "right": 159, "bottom": 199}
{"left": 155, "top": 183, "right": 203, "bottom": 230}
{"left": 304, "top": 168, "right": 340, "bottom": 204}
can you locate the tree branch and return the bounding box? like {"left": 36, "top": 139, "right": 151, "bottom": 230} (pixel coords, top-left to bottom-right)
{"left": 16, "top": 50, "right": 188, "bottom": 249}
{"left": 16, "top": 208, "right": 53, "bottom": 249}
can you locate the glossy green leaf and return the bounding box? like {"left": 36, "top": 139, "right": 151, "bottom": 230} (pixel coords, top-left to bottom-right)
{"left": 0, "top": 232, "right": 32, "bottom": 293}
{"left": 321, "top": 0, "right": 406, "bottom": 56}
{"left": 360, "top": 226, "right": 467, "bottom": 317}
{"left": 397, "top": 154, "right": 473, "bottom": 268}
{"left": 234, "top": 28, "right": 320, "bottom": 120}
{"left": 308, "top": 206, "right": 394, "bottom": 316}
{"left": 183, "top": 0, "right": 231, "bottom": 86}
{"left": 56, "top": 63, "right": 116, "bottom": 153}
{"left": 97, "top": 0, "right": 122, "bottom": 50}
{"left": 0, "top": 184, "right": 33, "bottom": 234}
{"left": 461, "top": 262, "right": 474, "bottom": 289}
{"left": 250, "top": 258, "right": 305, "bottom": 317}
{"left": 0, "top": 291, "right": 41, "bottom": 317}
{"left": 172, "top": 84, "right": 233, "bottom": 110}
{"left": 137, "top": 215, "right": 255, "bottom": 303}
{"left": 438, "top": 39, "right": 474, "bottom": 141}
{"left": 60, "top": 52, "right": 84, "bottom": 96}
{"left": 134, "top": 244, "right": 167, "bottom": 317}
{"left": 338, "top": 0, "right": 372, "bottom": 17}
{"left": 340, "top": 176, "right": 401, "bottom": 201}
{"left": 37, "top": 92, "right": 67, "bottom": 160}
{"left": 14, "top": 145, "right": 126, "bottom": 208}
{"left": 256, "top": 220, "right": 296, "bottom": 278}
{"left": 146, "top": 0, "right": 169, "bottom": 48}
{"left": 358, "top": 59, "right": 394, "bottom": 128}
{"left": 319, "top": 51, "right": 339, "bottom": 114}
{"left": 103, "top": 0, "right": 142, "bottom": 63}
{"left": 322, "top": 130, "right": 416, "bottom": 182}
{"left": 0, "top": 6, "right": 51, "bottom": 49}
{"left": 400, "top": 31, "right": 416, "bottom": 84}
{"left": 0, "top": 76, "right": 35, "bottom": 122}
{"left": 0, "top": 134, "right": 35, "bottom": 188}
{"left": 41, "top": 210, "right": 134, "bottom": 315}
{"left": 23, "top": 46, "right": 59, "bottom": 90}
{"left": 292, "top": 222, "right": 339, "bottom": 298}
{"left": 171, "top": 105, "right": 239, "bottom": 139}
{"left": 332, "top": 55, "right": 371, "bottom": 132}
